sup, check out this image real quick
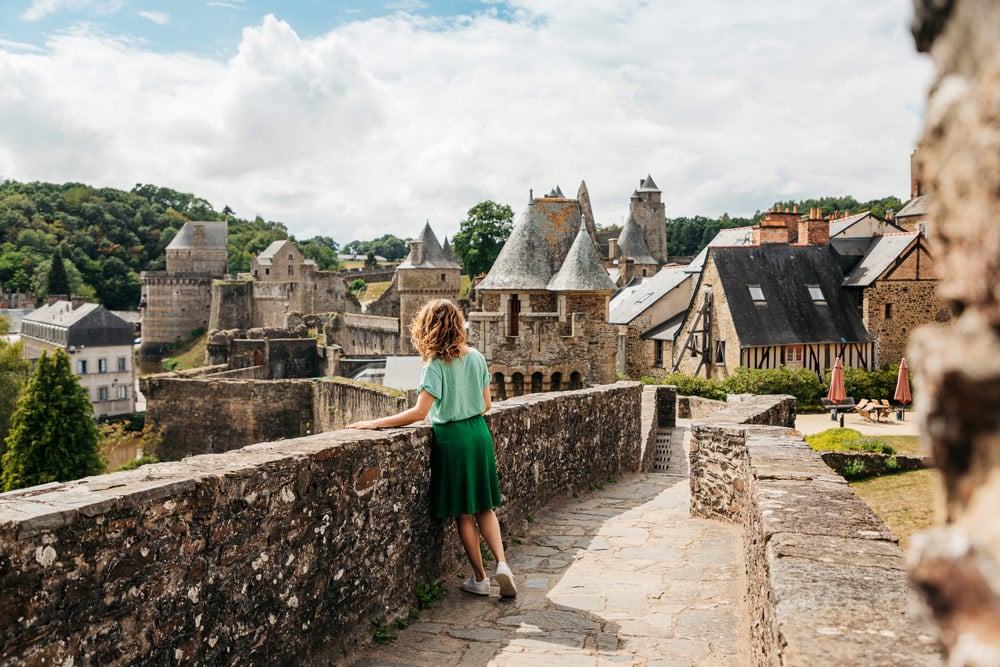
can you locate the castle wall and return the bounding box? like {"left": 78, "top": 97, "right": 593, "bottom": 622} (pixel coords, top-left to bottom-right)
{"left": 139, "top": 272, "right": 215, "bottom": 359}
{"left": 632, "top": 191, "right": 667, "bottom": 264}
{"left": 165, "top": 248, "right": 227, "bottom": 274}
{"left": 863, "top": 280, "right": 950, "bottom": 366}
{"left": 397, "top": 267, "right": 461, "bottom": 353}
{"left": 209, "top": 280, "right": 254, "bottom": 331}
{"left": 312, "top": 378, "right": 408, "bottom": 431}
{"left": 0, "top": 384, "right": 642, "bottom": 666}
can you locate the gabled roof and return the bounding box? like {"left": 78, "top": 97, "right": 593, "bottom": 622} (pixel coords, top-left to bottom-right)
{"left": 476, "top": 208, "right": 554, "bottom": 291}
{"left": 896, "top": 195, "right": 929, "bottom": 218}
{"left": 686, "top": 226, "right": 754, "bottom": 273}
{"left": 642, "top": 311, "right": 686, "bottom": 341}
{"left": 547, "top": 224, "right": 616, "bottom": 292}
{"left": 829, "top": 212, "right": 873, "bottom": 238}
{"left": 24, "top": 301, "right": 133, "bottom": 347}
{"left": 829, "top": 237, "right": 872, "bottom": 274}
{"left": 637, "top": 174, "right": 660, "bottom": 192}
{"left": 616, "top": 213, "right": 657, "bottom": 265}
{"left": 396, "top": 222, "right": 460, "bottom": 270}
{"left": 608, "top": 267, "right": 689, "bottom": 324}
{"left": 843, "top": 232, "right": 921, "bottom": 287}
{"left": 255, "top": 239, "right": 299, "bottom": 266}
{"left": 710, "top": 245, "right": 871, "bottom": 347}
{"left": 166, "top": 221, "right": 228, "bottom": 251}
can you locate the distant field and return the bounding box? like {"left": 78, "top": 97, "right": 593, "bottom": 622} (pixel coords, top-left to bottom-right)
{"left": 851, "top": 468, "right": 942, "bottom": 549}
{"left": 360, "top": 281, "right": 391, "bottom": 303}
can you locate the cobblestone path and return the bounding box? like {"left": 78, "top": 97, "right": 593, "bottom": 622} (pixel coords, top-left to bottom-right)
{"left": 344, "top": 467, "right": 748, "bottom": 666}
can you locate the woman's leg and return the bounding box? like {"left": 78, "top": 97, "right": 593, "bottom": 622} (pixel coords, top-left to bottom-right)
{"left": 456, "top": 514, "right": 487, "bottom": 580}
{"left": 475, "top": 508, "right": 506, "bottom": 564}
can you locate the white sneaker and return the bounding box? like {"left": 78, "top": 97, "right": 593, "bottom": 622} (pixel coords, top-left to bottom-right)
{"left": 494, "top": 561, "right": 517, "bottom": 598}
{"left": 461, "top": 574, "right": 490, "bottom": 596}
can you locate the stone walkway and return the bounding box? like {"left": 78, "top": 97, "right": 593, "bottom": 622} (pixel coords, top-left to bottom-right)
{"left": 344, "top": 465, "right": 748, "bottom": 666}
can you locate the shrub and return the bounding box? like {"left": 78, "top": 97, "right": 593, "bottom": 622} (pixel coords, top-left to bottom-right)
{"left": 641, "top": 373, "right": 726, "bottom": 400}
{"left": 722, "top": 366, "right": 823, "bottom": 408}
{"left": 805, "top": 428, "right": 895, "bottom": 455}
{"left": 841, "top": 459, "right": 866, "bottom": 480}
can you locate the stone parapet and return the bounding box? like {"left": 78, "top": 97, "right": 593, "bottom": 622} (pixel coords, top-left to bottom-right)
{"left": 688, "top": 394, "right": 942, "bottom": 665}
{"left": 0, "top": 384, "right": 643, "bottom": 666}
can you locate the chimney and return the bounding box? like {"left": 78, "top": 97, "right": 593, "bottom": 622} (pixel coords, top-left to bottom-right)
{"left": 408, "top": 240, "right": 423, "bottom": 266}
{"left": 620, "top": 256, "right": 635, "bottom": 283}
{"left": 910, "top": 149, "right": 923, "bottom": 198}
{"left": 608, "top": 238, "right": 619, "bottom": 260}
{"left": 797, "top": 208, "right": 830, "bottom": 246}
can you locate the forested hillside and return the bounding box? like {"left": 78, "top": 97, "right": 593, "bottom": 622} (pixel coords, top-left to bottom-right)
{"left": 666, "top": 195, "right": 905, "bottom": 257}
{"left": 0, "top": 181, "right": 341, "bottom": 310}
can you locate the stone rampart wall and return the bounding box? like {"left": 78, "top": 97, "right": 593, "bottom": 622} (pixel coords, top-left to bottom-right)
{"left": 312, "top": 378, "right": 408, "bottom": 432}
{"left": 688, "top": 395, "right": 942, "bottom": 665}
{"left": 0, "top": 383, "right": 642, "bottom": 666}
{"left": 676, "top": 395, "right": 728, "bottom": 419}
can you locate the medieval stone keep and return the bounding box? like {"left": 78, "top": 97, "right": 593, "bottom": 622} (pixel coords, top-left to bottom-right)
{"left": 139, "top": 221, "right": 227, "bottom": 359}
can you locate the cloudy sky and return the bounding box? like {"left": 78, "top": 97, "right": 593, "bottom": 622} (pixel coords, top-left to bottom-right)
{"left": 0, "top": 0, "right": 932, "bottom": 245}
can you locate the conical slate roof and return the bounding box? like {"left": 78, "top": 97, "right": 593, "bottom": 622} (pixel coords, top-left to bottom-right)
{"left": 476, "top": 208, "right": 553, "bottom": 291}
{"left": 547, "top": 223, "right": 617, "bottom": 292}
{"left": 617, "top": 213, "right": 657, "bottom": 265}
{"left": 397, "top": 222, "right": 460, "bottom": 270}
{"left": 441, "top": 236, "right": 458, "bottom": 263}
{"left": 637, "top": 174, "right": 660, "bottom": 192}
{"left": 545, "top": 185, "right": 566, "bottom": 198}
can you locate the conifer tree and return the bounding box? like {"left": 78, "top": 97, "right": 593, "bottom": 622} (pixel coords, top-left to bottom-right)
{"left": 47, "top": 245, "right": 71, "bottom": 298}
{"left": 1, "top": 350, "right": 103, "bottom": 491}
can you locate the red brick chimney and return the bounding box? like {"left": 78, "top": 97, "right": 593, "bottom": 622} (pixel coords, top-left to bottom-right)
{"left": 752, "top": 205, "right": 799, "bottom": 245}
{"left": 797, "top": 208, "right": 830, "bottom": 246}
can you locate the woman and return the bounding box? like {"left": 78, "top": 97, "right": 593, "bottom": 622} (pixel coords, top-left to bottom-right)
{"left": 347, "top": 299, "right": 517, "bottom": 598}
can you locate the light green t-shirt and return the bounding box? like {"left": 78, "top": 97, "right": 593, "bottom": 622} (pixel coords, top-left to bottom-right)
{"left": 417, "top": 348, "right": 491, "bottom": 425}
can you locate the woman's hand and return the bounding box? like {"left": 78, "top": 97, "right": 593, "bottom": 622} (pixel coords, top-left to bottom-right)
{"left": 346, "top": 420, "right": 381, "bottom": 430}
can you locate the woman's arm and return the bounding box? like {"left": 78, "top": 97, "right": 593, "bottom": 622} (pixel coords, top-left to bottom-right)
{"left": 346, "top": 389, "right": 435, "bottom": 430}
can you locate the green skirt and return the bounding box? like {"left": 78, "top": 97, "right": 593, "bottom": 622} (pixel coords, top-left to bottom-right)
{"left": 429, "top": 415, "right": 502, "bottom": 518}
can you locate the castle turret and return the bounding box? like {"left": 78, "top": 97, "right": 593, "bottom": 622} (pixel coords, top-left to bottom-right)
{"left": 630, "top": 175, "right": 668, "bottom": 265}
{"left": 396, "top": 222, "right": 461, "bottom": 350}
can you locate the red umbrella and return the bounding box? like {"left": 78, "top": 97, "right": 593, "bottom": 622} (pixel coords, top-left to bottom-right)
{"left": 827, "top": 357, "right": 847, "bottom": 403}
{"left": 894, "top": 358, "right": 912, "bottom": 405}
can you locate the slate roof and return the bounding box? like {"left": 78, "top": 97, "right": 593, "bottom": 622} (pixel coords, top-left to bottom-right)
{"left": 396, "top": 222, "right": 460, "bottom": 270}
{"left": 843, "top": 233, "right": 920, "bottom": 287}
{"left": 166, "top": 221, "right": 228, "bottom": 251}
{"left": 255, "top": 240, "right": 297, "bottom": 266}
{"left": 710, "top": 245, "right": 871, "bottom": 347}
{"left": 637, "top": 174, "right": 660, "bottom": 192}
{"left": 476, "top": 208, "right": 554, "bottom": 290}
{"left": 642, "top": 311, "right": 686, "bottom": 341}
{"left": 686, "top": 226, "right": 754, "bottom": 273}
{"left": 547, "top": 224, "right": 617, "bottom": 292}
{"left": 616, "top": 213, "right": 657, "bottom": 265}
{"left": 829, "top": 237, "right": 872, "bottom": 274}
{"left": 829, "top": 212, "right": 872, "bottom": 238}
{"left": 608, "top": 267, "right": 689, "bottom": 325}
{"left": 22, "top": 301, "right": 134, "bottom": 347}
{"left": 896, "top": 195, "right": 929, "bottom": 218}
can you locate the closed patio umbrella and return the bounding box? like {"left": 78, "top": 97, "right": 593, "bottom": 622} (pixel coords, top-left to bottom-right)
{"left": 894, "top": 358, "right": 911, "bottom": 420}
{"left": 827, "top": 357, "right": 847, "bottom": 403}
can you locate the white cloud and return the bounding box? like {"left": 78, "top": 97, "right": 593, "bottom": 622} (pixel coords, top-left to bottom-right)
{"left": 0, "top": 2, "right": 932, "bottom": 245}
{"left": 137, "top": 10, "right": 170, "bottom": 25}
{"left": 21, "top": 0, "right": 123, "bottom": 21}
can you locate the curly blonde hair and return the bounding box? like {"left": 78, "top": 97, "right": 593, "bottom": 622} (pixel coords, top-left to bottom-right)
{"left": 410, "top": 299, "right": 467, "bottom": 362}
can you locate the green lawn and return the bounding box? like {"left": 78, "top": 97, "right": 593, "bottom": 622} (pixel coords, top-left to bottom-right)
{"left": 851, "top": 468, "right": 942, "bottom": 549}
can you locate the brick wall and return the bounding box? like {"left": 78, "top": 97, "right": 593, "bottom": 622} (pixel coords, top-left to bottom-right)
{"left": 0, "top": 383, "right": 642, "bottom": 666}
{"left": 863, "top": 280, "right": 950, "bottom": 365}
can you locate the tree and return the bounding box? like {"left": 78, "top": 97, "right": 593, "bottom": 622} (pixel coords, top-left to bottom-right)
{"left": 1, "top": 349, "right": 103, "bottom": 491}
{"left": 46, "top": 245, "right": 70, "bottom": 297}
{"left": 365, "top": 250, "right": 378, "bottom": 268}
{"left": 451, "top": 200, "right": 515, "bottom": 277}
{"left": 0, "top": 318, "right": 31, "bottom": 457}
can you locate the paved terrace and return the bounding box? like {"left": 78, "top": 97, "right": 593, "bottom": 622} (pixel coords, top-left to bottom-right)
{"left": 344, "top": 450, "right": 747, "bottom": 666}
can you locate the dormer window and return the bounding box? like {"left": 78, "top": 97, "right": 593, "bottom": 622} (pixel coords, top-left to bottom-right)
{"left": 807, "top": 285, "right": 825, "bottom": 302}
{"left": 748, "top": 285, "right": 765, "bottom": 302}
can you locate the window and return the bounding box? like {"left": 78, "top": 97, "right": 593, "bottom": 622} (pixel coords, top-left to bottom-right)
{"left": 97, "top": 387, "right": 109, "bottom": 401}
{"left": 265, "top": 268, "right": 270, "bottom": 276}
{"left": 715, "top": 340, "right": 726, "bottom": 364}
{"left": 98, "top": 358, "right": 108, "bottom": 373}
{"left": 884, "top": 303, "right": 894, "bottom": 319}
{"left": 440, "top": 273, "right": 446, "bottom": 281}
{"left": 748, "top": 285, "right": 765, "bottom": 302}
{"left": 785, "top": 345, "right": 804, "bottom": 364}
{"left": 116, "top": 385, "right": 128, "bottom": 400}
{"left": 118, "top": 357, "right": 127, "bottom": 372}
{"left": 654, "top": 340, "right": 664, "bottom": 367}
{"left": 807, "top": 285, "right": 825, "bottom": 302}
{"left": 77, "top": 360, "right": 87, "bottom": 374}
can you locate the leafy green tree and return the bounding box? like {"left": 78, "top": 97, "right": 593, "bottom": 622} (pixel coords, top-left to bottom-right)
{"left": 47, "top": 245, "right": 71, "bottom": 297}
{"left": 365, "top": 250, "right": 378, "bottom": 268}
{"left": 0, "top": 318, "right": 31, "bottom": 457}
{"left": 452, "top": 200, "right": 515, "bottom": 277}
{"left": 1, "top": 349, "right": 103, "bottom": 491}
{"left": 299, "top": 235, "right": 341, "bottom": 270}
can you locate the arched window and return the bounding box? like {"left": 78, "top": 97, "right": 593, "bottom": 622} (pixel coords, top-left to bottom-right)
{"left": 569, "top": 371, "right": 583, "bottom": 390}
{"left": 531, "top": 372, "right": 543, "bottom": 393}
{"left": 493, "top": 373, "right": 507, "bottom": 401}
{"left": 512, "top": 373, "right": 524, "bottom": 397}
{"left": 550, "top": 372, "right": 562, "bottom": 391}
